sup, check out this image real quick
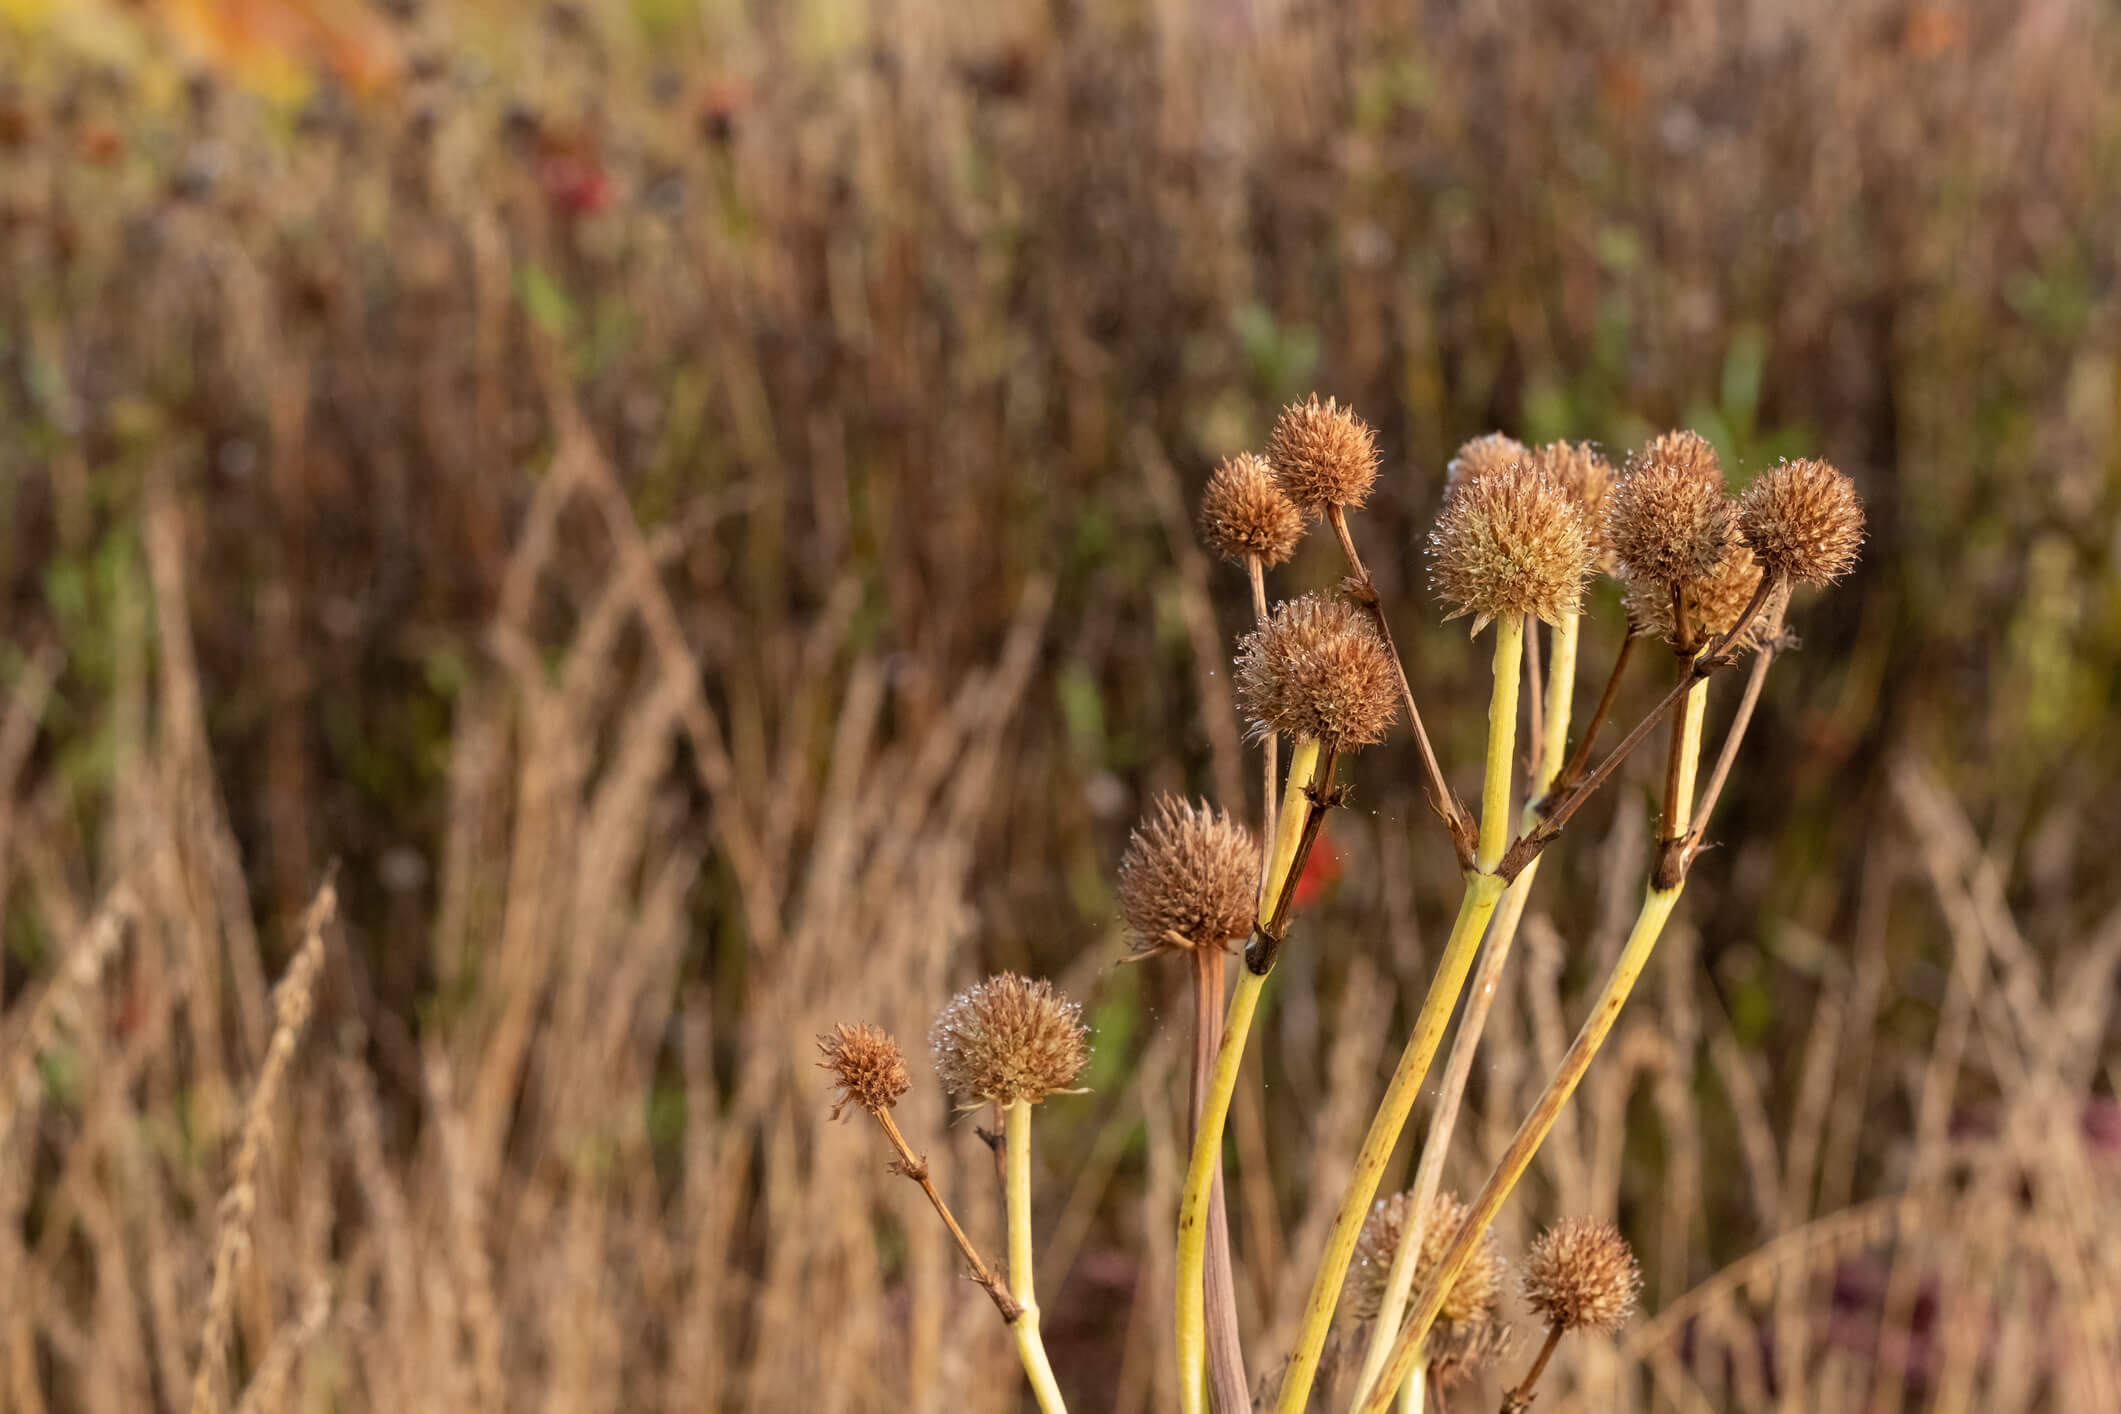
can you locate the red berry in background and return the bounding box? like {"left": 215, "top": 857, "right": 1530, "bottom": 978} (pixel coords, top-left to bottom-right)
{"left": 1293, "top": 828, "right": 1341, "bottom": 908}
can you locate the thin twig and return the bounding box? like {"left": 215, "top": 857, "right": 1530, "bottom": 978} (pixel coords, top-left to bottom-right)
{"left": 1523, "top": 616, "right": 1543, "bottom": 776}
{"left": 1545, "top": 632, "right": 1636, "bottom": 802}
{"left": 1499, "top": 1324, "right": 1564, "bottom": 1414}
{"left": 1683, "top": 582, "right": 1793, "bottom": 863}
{"left": 871, "top": 1107, "right": 1023, "bottom": 1323}
{"left": 1324, "top": 505, "right": 1473, "bottom": 863}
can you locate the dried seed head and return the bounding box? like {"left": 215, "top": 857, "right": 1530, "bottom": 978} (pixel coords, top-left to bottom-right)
{"left": 1529, "top": 440, "right": 1617, "bottom": 571}
{"left": 1738, "top": 457, "right": 1865, "bottom": 586}
{"left": 1346, "top": 1190, "right": 1504, "bottom": 1324}
{"left": 1235, "top": 593, "right": 1399, "bottom": 750}
{"left": 1522, "top": 1216, "right": 1642, "bottom": 1335}
{"left": 929, "top": 974, "right": 1089, "bottom": 1106}
{"left": 1267, "top": 394, "right": 1380, "bottom": 512}
{"left": 1624, "top": 537, "right": 1773, "bottom": 650}
{"left": 816, "top": 1022, "right": 910, "bottom": 1118}
{"left": 1610, "top": 430, "right": 1735, "bottom": 589}
{"left": 1117, "top": 796, "right": 1259, "bottom": 958}
{"left": 1444, "top": 433, "right": 1532, "bottom": 499}
{"left": 1199, "top": 452, "right": 1306, "bottom": 568}
{"left": 1427, "top": 462, "right": 1594, "bottom": 633}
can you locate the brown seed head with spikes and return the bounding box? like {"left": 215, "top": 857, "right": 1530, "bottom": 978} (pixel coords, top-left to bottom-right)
{"left": 1610, "top": 430, "right": 1735, "bottom": 590}
{"left": 817, "top": 1022, "right": 911, "bottom": 1119}
{"left": 1625, "top": 537, "right": 1774, "bottom": 650}
{"left": 1199, "top": 451, "right": 1306, "bottom": 568}
{"left": 1444, "top": 432, "right": 1532, "bottom": 499}
{"left": 1530, "top": 440, "right": 1617, "bottom": 571}
{"left": 1738, "top": 457, "right": 1865, "bottom": 586}
{"left": 1522, "top": 1216, "right": 1642, "bottom": 1335}
{"left": 1346, "top": 1190, "right": 1504, "bottom": 1324}
{"left": 929, "top": 974, "right": 1089, "bottom": 1106}
{"left": 1267, "top": 394, "right": 1380, "bottom": 512}
{"left": 1117, "top": 796, "right": 1259, "bottom": 958}
{"left": 1235, "top": 593, "right": 1399, "bottom": 750}
{"left": 1428, "top": 462, "right": 1594, "bottom": 633}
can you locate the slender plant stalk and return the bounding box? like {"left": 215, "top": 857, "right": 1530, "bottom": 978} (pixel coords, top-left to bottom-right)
{"left": 1683, "top": 583, "right": 1791, "bottom": 862}
{"left": 1192, "top": 944, "right": 1249, "bottom": 1414}
{"left": 1248, "top": 555, "right": 1278, "bottom": 846}
{"left": 1346, "top": 610, "right": 1580, "bottom": 1406}
{"left": 1545, "top": 630, "right": 1633, "bottom": 801}
{"left": 1399, "top": 1366, "right": 1425, "bottom": 1414}
{"left": 1500, "top": 1324, "right": 1566, "bottom": 1413}
{"left": 1359, "top": 674, "right": 1712, "bottom": 1414}
{"left": 1005, "top": 1100, "right": 1069, "bottom": 1414}
{"left": 1272, "top": 615, "right": 1525, "bottom": 1414}
{"left": 872, "top": 1109, "right": 1021, "bottom": 1322}
{"left": 1178, "top": 740, "right": 1329, "bottom": 1414}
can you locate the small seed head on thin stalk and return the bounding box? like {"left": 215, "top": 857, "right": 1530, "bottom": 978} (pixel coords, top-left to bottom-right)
{"left": 1235, "top": 593, "right": 1399, "bottom": 750}
{"left": 1428, "top": 462, "right": 1594, "bottom": 633}
{"left": 1522, "top": 1216, "right": 1642, "bottom": 1335}
{"left": 1445, "top": 432, "right": 1532, "bottom": 499}
{"left": 1199, "top": 452, "right": 1306, "bottom": 568}
{"left": 817, "top": 1022, "right": 911, "bottom": 1119}
{"left": 1267, "top": 394, "right": 1380, "bottom": 512}
{"left": 1625, "top": 537, "right": 1772, "bottom": 650}
{"left": 1346, "top": 1190, "right": 1504, "bottom": 1324}
{"left": 1530, "top": 440, "right": 1617, "bottom": 571}
{"left": 929, "top": 974, "right": 1089, "bottom": 1106}
{"left": 1116, "top": 796, "right": 1259, "bottom": 958}
{"left": 1738, "top": 456, "right": 1865, "bottom": 586}
{"left": 1428, "top": 1315, "right": 1514, "bottom": 1393}
{"left": 1610, "top": 430, "right": 1734, "bottom": 589}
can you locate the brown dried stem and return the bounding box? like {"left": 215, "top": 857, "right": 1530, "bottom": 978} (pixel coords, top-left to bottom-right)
{"left": 1499, "top": 1324, "right": 1565, "bottom": 1414}
{"left": 1323, "top": 504, "right": 1472, "bottom": 862}
{"left": 869, "top": 1106, "right": 1024, "bottom": 1323}
{"left": 1683, "top": 582, "right": 1793, "bottom": 865}
{"left": 1545, "top": 631, "right": 1637, "bottom": 802}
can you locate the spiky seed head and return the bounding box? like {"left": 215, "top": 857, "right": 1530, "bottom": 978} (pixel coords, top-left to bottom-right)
{"left": 1624, "top": 537, "right": 1773, "bottom": 650}
{"left": 817, "top": 1022, "right": 910, "bottom": 1118}
{"left": 1522, "top": 1216, "right": 1642, "bottom": 1335}
{"left": 929, "top": 974, "right": 1089, "bottom": 1106}
{"left": 1267, "top": 394, "right": 1380, "bottom": 512}
{"left": 1116, "top": 797, "right": 1259, "bottom": 958}
{"left": 1427, "top": 462, "right": 1594, "bottom": 633}
{"left": 1235, "top": 594, "right": 1399, "bottom": 750}
{"left": 1738, "top": 457, "right": 1865, "bottom": 586}
{"left": 1346, "top": 1190, "right": 1504, "bottom": 1324}
{"left": 1610, "top": 430, "right": 1735, "bottom": 589}
{"left": 1529, "top": 440, "right": 1618, "bottom": 571}
{"left": 1199, "top": 452, "right": 1306, "bottom": 568}
{"left": 1444, "top": 433, "right": 1532, "bottom": 499}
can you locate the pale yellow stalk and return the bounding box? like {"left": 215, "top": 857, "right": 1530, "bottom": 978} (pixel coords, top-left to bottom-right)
{"left": 1005, "top": 1100, "right": 1069, "bottom": 1414}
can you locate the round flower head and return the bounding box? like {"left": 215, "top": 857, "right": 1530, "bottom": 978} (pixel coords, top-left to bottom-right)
{"left": 1738, "top": 457, "right": 1865, "bottom": 586}
{"left": 1610, "top": 430, "right": 1735, "bottom": 589}
{"left": 1267, "top": 394, "right": 1380, "bottom": 512}
{"left": 1235, "top": 594, "right": 1399, "bottom": 750}
{"left": 1529, "top": 440, "right": 1617, "bottom": 571}
{"left": 1625, "top": 537, "right": 1774, "bottom": 651}
{"left": 1199, "top": 452, "right": 1306, "bottom": 568}
{"left": 929, "top": 974, "right": 1089, "bottom": 1106}
{"left": 1116, "top": 796, "right": 1259, "bottom": 958}
{"left": 816, "top": 1022, "right": 911, "bottom": 1119}
{"left": 1427, "top": 462, "right": 1594, "bottom": 633}
{"left": 1346, "top": 1190, "right": 1503, "bottom": 1324}
{"left": 1444, "top": 432, "right": 1531, "bottom": 500}
{"left": 1522, "top": 1216, "right": 1641, "bottom": 1334}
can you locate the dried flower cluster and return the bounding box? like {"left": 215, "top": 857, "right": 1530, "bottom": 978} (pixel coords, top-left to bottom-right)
{"left": 1235, "top": 593, "right": 1399, "bottom": 749}
{"left": 1610, "top": 430, "right": 1735, "bottom": 590}
{"left": 1428, "top": 462, "right": 1594, "bottom": 632}
{"left": 1625, "top": 541, "right": 1772, "bottom": 650}
{"left": 1199, "top": 452, "right": 1306, "bottom": 567}
{"left": 1346, "top": 1190, "right": 1503, "bottom": 1324}
{"left": 1268, "top": 395, "right": 1380, "bottom": 511}
{"left": 1116, "top": 797, "right": 1259, "bottom": 957}
{"left": 1521, "top": 1216, "right": 1641, "bottom": 1335}
{"left": 1529, "top": 440, "right": 1617, "bottom": 569}
{"left": 929, "top": 974, "right": 1089, "bottom": 1106}
{"left": 1738, "top": 457, "right": 1865, "bottom": 586}
{"left": 817, "top": 1022, "right": 911, "bottom": 1118}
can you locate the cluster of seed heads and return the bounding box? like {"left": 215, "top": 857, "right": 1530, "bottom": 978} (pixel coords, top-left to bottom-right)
{"left": 1529, "top": 440, "right": 1618, "bottom": 569}
{"left": 929, "top": 973, "right": 1090, "bottom": 1106}
{"left": 1625, "top": 540, "right": 1772, "bottom": 649}
{"left": 1116, "top": 796, "right": 1260, "bottom": 957}
{"left": 1235, "top": 593, "right": 1400, "bottom": 749}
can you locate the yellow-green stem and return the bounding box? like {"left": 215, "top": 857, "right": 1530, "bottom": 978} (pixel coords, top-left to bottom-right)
{"left": 1359, "top": 883, "right": 1687, "bottom": 1414}
{"left": 1179, "top": 742, "right": 1320, "bottom": 1413}
{"left": 1668, "top": 673, "right": 1708, "bottom": 839}
{"left": 1349, "top": 612, "right": 1577, "bottom": 1406}
{"left": 1006, "top": 1101, "right": 1068, "bottom": 1414}
{"left": 1399, "top": 1361, "right": 1426, "bottom": 1414}
{"left": 1273, "top": 618, "right": 1523, "bottom": 1414}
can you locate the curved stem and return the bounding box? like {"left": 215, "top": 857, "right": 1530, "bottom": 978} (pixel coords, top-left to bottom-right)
{"left": 1005, "top": 1100, "right": 1069, "bottom": 1414}
{"left": 1274, "top": 618, "right": 1524, "bottom": 1414}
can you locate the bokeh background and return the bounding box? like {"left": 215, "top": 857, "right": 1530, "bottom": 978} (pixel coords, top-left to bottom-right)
{"left": 2, "top": 1, "right": 2118, "bottom": 1410}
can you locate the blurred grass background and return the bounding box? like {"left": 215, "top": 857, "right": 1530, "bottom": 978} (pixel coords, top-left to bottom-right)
{"left": 1, "top": 0, "right": 2118, "bottom": 1410}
